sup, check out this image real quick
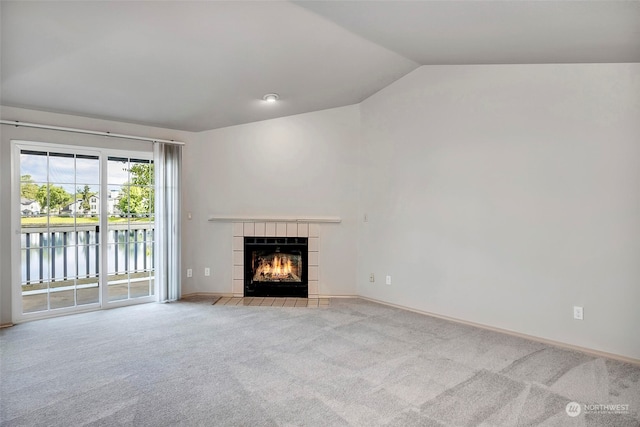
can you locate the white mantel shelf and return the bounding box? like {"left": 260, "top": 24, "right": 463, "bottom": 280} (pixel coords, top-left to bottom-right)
{"left": 208, "top": 215, "right": 341, "bottom": 223}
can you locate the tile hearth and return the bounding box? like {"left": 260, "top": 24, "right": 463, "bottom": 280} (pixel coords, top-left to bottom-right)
{"left": 214, "top": 297, "right": 330, "bottom": 308}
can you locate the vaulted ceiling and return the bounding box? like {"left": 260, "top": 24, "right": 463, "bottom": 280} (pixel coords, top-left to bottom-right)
{"left": 2, "top": 1, "right": 639, "bottom": 132}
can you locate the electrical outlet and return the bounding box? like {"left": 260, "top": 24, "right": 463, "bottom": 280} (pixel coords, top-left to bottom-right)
{"left": 369, "top": 273, "right": 375, "bottom": 282}
{"left": 364, "top": 213, "right": 369, "bottom": 222}
{"left": 573, "top": 306, "right": 583, "bottom": 320}
{"left": 186, "top": 268, "right": 193, "bottom": 278}
{"left": 386, "top": 275, "right": 392, "bottom": 285}
{"left": 204, "top": 268, "right": 210, "bottom": 277}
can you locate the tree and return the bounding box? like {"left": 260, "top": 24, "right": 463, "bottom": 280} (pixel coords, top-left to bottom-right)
{"left": 77, "top": 185, "right": 95, "bottom": 213}
{"left": 36, "top": 184, "right": 72, "bottom": 214}
{"left": 20, "top": 175, "right": 39, "bottom": 200}
{"left": 129, "top": 163, "right": 153, "bottom": 187}
{"left": 117, "top": 163, "right": 154, "bottom": 217}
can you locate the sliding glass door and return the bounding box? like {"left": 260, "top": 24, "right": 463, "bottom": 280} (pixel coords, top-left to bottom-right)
{"left": 106, "top": 156, "right": 155, "bottom": 302}
{"left": 14, "top": 142, "right": 155, "bottom": 320}
{"left": 19, "top": 148, "right": 101, "bottom": 313}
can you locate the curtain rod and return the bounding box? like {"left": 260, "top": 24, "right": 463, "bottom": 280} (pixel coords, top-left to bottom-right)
{"left": 0, "top": 120, "right": 185, "bottom": 145}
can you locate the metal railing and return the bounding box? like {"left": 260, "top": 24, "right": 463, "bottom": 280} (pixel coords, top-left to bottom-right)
{"left": 21, "top": 223, "right": 155, "bottom": 286}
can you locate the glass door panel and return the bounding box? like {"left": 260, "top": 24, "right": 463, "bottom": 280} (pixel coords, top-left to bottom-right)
{"left": 19, "top": 149, "right": 101, "bottom": 314}
{"left": 107, "top": 156, "right": 154, "bottom": 302}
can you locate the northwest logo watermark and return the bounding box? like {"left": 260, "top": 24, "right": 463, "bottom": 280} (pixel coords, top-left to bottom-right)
{"left": 566, "top": 402, "right": 581, "bottom": 417}
{"left": 566, "top": 402, "right": 630, "bottom": 417}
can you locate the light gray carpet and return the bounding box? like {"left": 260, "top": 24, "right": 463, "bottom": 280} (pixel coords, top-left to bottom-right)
{"left": 1, "top": 298, "right": 638, "bottom": 426}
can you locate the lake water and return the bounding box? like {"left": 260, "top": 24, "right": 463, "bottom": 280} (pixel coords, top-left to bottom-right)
{"left": 21, "top": 227, "right": 154, "bottom": 283}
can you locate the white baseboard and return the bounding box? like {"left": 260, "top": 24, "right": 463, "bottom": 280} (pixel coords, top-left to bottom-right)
{"left": 182, "top": 293, "right": 359, "bottom": 299}
{"left": 359, "top": 296, "right": 640, "bottom": 366}
{"left": 181, "top": 292, "right": 234, "bottom": 299}
{"left": 319, "top": 294, "right": 358, "bottom": 299}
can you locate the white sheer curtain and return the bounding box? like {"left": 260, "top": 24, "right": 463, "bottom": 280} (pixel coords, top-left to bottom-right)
{"left": 154, "top": 143, "right": 182, "bottom": 302}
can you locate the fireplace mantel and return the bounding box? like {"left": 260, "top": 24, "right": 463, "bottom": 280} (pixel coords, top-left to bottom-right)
{"left": 208, "top": 215, "right": 341, "bottom": 223}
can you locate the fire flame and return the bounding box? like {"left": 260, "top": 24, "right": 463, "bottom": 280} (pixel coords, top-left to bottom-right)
{"left": 256, "top": 255, "right": 293, "bottom": 279}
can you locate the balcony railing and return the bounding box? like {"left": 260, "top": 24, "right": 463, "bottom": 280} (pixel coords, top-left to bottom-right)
{"left": 21, "top": 222, "right": 155, "bottom": 287}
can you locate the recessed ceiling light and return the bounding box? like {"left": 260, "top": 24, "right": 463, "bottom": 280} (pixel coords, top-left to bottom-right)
{"left": 262, "top": 93, "right": 279, "bottom": 103}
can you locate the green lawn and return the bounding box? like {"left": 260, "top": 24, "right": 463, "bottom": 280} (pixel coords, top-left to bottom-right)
{"left": 21, "top": 216, "right": 153, "bottom": 226}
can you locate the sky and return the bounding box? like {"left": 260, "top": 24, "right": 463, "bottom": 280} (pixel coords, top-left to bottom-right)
{"left": 20, "top": 152, "right": 150, "bottom": 196}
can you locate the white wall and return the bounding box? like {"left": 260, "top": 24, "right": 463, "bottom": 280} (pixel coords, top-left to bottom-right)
{"left": 359, "top": 64, "right": 640, "bottom": 359}
{"left": 0, "top": 106, "right": 192, "bottom": 324}
{"left": 182, "top": 105, "right": 360, "bottom": 297}
{"left": 3, "top": 65, "right": 638, "bottom": 360}
{"left": 0, "top": 104, "right": 359, "bottom": 324}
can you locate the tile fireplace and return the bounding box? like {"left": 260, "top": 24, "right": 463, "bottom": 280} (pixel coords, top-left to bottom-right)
{"left": 231, "top": 221, "right": 321, "bottom": 298}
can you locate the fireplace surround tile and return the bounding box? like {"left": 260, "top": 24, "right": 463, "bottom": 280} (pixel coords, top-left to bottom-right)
{"left": 297, "top": 223, "right": 309, "bottom": 237}
{"left": 266, "top": 222, "right": 276, "bottom": 236}
{"left": 233, "top": 250, "right": 244, "bottom": 266}
{"left": 309, "top": 237, "right": 319, "bottom": 252}
{"left": 233, "top": 236, "right": 243, "bottom": 251}
{"left": 308, "top": 280, "right": 318, "bottom": 295}
{"left": 233, "top": 279, "right": 244, "bottom": 294}
{"left": 233, "top": 222, "right": 244, "bottom": 237}
{"left": 308, "top": 251, "right": 319, "bottom": 266}
{"left": 232, "top": 221, "right": 321, "bottom": 298}
{"left": 243, "top": 222, "right": 255, "bottom": 236}
{"left": 308, "top": 266, "right": 319, "bottom": 281}
{"left": 286, "top": 223, "right": 298, "bottom": 237}
{"left": 233, "top": 265, "right": 244, "bottom": 280}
